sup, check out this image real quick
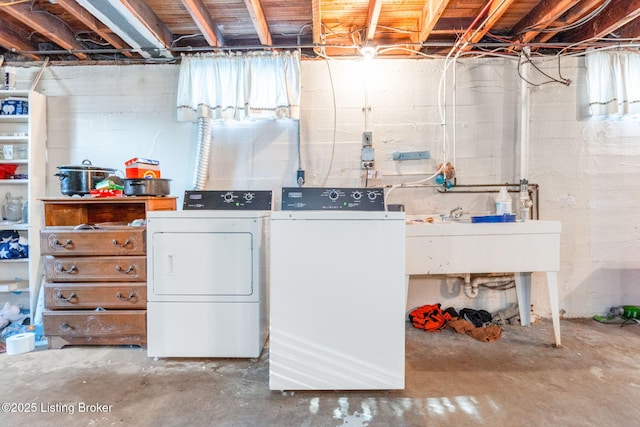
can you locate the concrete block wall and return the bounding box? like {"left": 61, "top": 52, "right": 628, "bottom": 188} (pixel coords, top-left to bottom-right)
{"left": 9, "top": 54, "right": 640, "bottom": 318}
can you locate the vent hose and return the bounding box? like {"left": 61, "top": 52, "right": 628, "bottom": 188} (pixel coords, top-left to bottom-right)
{"left": 192, "top": 115, "right": 212, "bottom": 190}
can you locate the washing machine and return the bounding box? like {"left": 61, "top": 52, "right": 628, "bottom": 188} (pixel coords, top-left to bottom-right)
{"left": 146, "top": 190, "right": 272, "bottom": 358}
{"left": 269, "top": 187, "right": 406, "bottom": 390}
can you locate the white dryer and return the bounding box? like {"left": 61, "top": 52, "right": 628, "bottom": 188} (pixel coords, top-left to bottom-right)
{"left": 146, "top": 191, "right": 271, "bottom": 358}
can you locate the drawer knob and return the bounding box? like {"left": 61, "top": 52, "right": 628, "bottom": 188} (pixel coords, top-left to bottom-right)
{"left": 115, "top": 264, "right": 136, "bottom": 274}
{"left": 51, "top": 238, "right": 73, "bottom": 249}
{"left": 54, "top": 261, "right": 78, "bottom": 274}
{"left": 112, "top": 238, "right": 132, "bottom": 248}
{"left": 60, "top": 323, "right": 74, "bottom": 332}
{"left": 55, "top": 291, "right": 77, "bottom": 303}
{"left": 116, "top": 291, "right": 137, "bottom": 302}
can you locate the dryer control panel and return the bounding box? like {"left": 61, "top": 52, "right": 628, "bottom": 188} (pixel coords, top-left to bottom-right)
{"left": 183, "top": 190, "right": 272, "bottom": 210}
{"left": 281, "top": 187, "right": 385, "bottom": 211}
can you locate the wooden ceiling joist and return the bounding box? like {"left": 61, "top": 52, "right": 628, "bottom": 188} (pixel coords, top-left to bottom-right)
{"left": 365, "top": 0, "right": 384, "bottom": 41}
{"left": 56, "top": 0, "right": 134, "bottom": 57}
{"left": 0, "top": 17, "right": 40, "bottom": 60}
{"left": 0, "top": 0, "right": 639, "bottom": 62}
{"left": 119, "top": 0, "right": 174, "bottom": 49}
{"left": 244, "top": 0, "right": 272, "bottom": 46}
{"left": 562, "top": 0, "right": 640, "bottom": 43}
{"left": 418, "top": 0, "right": 452, "bottom": 43}
{"left": 2, "top": 2, "right": 87, "bottom": 59}
{"left": 181, "top": 0, "right": 225, "bottom": 47}
{"left": 535, "top": 0, "right": 611, "bottom": 43}
{"left": 617, "top": 17, "right": 640, "bottom": 39}
{"left": 312, "top": 0, "right": 321, "bottom": 47}
{"left": 511, "top": 0, "right": 581, "bottom": 44}
{"left": 462, "top": 0, "right": 518, "bottom": 46}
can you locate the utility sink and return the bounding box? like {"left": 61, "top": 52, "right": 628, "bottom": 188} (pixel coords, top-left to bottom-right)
{"left": 404, "top": 218, "right": 563, "bottom": 347}
{"left": 405, "top": 219, "right": 560, "bottom": 274}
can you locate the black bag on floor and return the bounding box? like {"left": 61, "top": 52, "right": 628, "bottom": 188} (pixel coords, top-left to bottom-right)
{"left": 460, "top": 308, "right": 492, "bottom": 327}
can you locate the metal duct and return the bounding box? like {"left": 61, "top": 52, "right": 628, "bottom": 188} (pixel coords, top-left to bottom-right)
{"left": 75, "top": 0, "right": 173, "bottom": 59}
{"left": 192, "top": 116, "right": 212, "bottom": 190}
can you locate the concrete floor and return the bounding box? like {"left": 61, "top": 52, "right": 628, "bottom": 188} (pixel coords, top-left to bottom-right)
{"left": 1, "top": 318, "right": 639, "bottom": 427}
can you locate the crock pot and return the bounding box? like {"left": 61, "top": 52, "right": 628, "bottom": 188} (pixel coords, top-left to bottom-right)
{"left": 55, "top": 159, "right": 117, "bottom": 196}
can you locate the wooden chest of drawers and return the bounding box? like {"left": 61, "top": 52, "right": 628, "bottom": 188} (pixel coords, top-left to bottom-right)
{"left": 43, "top": 310, "right": 147, "bottom": 347}
{"left": 40, "top": 197, "right": 176, "bottom": 349}
{"left": 44, "top": 282, "right": 147, "bottom": 309}
{"left": 43, "top": 255, "right": 148, "bottom": 282}
{"left": 40, "top": 226, "right": 146, "bottom": 256}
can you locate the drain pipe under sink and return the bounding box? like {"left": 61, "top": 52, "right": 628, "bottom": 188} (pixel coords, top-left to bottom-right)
{"left": 462, "top": 273, "right": 515, "bottom": 298}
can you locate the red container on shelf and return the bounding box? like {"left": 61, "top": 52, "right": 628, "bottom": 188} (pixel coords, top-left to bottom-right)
{"left": 125, "top": 157, "right": 161, "bottom": 178}
{"left": 0, "top": 164, "right": 18, "bottom": 179}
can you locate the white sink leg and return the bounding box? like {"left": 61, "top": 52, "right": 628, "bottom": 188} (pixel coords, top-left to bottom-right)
{"left": 515, "top": 272, "right": 532, "bottom": 326}
{"left": 547, "top": 271, "right": 561, "bottom": 347}
{"left": 515, "top": 271, "right": 562, "bottom": 347}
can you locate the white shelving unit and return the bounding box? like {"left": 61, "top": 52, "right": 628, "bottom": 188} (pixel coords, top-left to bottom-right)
{"left": 0, "top": 90, "right": 46, "bottom": 319}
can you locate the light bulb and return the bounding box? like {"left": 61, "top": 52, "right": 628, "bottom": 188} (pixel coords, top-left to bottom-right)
{"left": 359, "top": 46, "right": 377, "bottom": 59}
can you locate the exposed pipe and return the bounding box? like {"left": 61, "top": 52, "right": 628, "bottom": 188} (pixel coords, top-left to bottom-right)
{"left": 519, "top": 47, "right": 533, "bottom": 220}
{"left": 5, "top": 41, "right": 640, "bottom": 59}
{"left": 462, "top": 273, "right": 515, "bottom": 298}
{"left": 192, "top": 113, "right": 212, "bottom": 190}
{"left": 437, "top": 0, "right": 498, "bottom": 189}
{"left": 437, "top": 182, "right": 539, "bottom": 219}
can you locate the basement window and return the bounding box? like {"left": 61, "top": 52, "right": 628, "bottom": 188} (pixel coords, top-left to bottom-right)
{"left": 586, "top": 49, "right": 640, "bottom": 119}
{"left": 176, "top": 51, "right": 301, "bottom": 122}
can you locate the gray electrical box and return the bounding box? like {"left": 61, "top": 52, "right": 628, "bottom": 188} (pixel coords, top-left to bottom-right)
{"left": 361, "top": 132, "right": 374, "bottom": 169}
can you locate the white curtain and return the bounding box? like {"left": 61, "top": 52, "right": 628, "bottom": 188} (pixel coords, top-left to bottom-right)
{"left": 177, "top": 51, "right": 301, "bottom": 121}
{"left": 586, "top": 50, "right": 640, "bottom": 118}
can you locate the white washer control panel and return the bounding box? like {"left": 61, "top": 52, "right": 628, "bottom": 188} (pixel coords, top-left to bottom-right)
{"left": 281, "top": 187, "right": 385, "bottom": 211}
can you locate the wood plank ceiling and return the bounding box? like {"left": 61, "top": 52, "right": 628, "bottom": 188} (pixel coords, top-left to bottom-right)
{"left": 0, "top": 0, "right": 638, "bottom": 64}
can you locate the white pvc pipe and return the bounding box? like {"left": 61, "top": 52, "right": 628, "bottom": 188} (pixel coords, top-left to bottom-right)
{"left": 519, "top": 47, "right": 531, "bottom": 205}
{"left": 465, "top": 274, "right": 515, "bottom": 298}
{"left": 519, "top": 48, "right": 530, "bottom": 181}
